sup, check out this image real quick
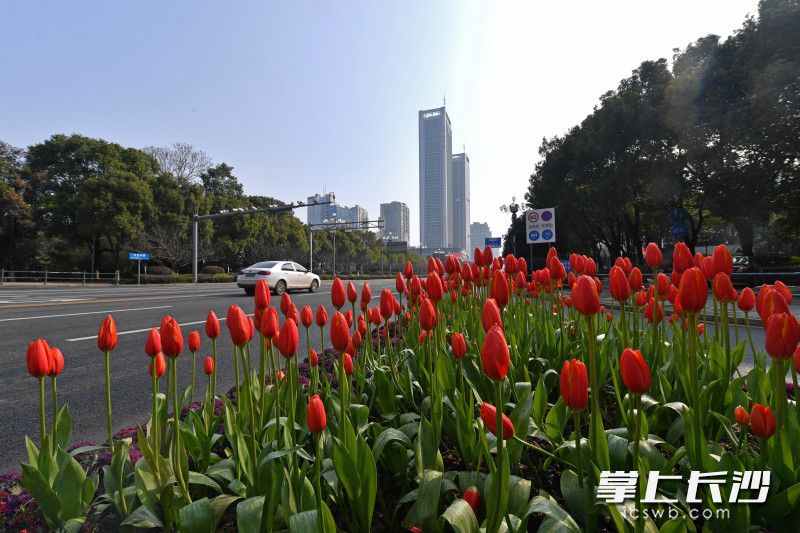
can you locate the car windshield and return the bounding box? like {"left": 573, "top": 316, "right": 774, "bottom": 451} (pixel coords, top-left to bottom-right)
{"left": 249, "top": 261, "right": 279, "bottom": 269}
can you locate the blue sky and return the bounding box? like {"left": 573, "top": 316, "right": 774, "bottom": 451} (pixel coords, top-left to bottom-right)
{"left": 1, "top": 1, "right": 759, "bottom": 245}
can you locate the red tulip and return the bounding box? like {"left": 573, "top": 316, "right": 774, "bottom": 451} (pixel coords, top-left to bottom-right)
{"left": 404, "top": 260, "right": 413, "bottom": 278}
{"left": 380, "top": 288, "right": 395, "bottom": 319}
{"left": 750, "top": 404, "right": 776, "bottom": 438}
{"left": 48, "top": 347, "right": 65, "bottom": 378}
{"left": 451, "top": 333, "right": 466, "bottom": 360}
{"left": 620, "top": 348, "right": 650, "bottom": 393}
{"left": 677, "top": 267, "right": 707, "bottom": 313}
{"left": 260, "top": 306, "right": 279, "bottom": 338}
{"left": 369, "top": 306, "right": 382, "bottom": 326}
{"left": 713, "top": 273, "right": 737, "bottom": 303}
{"left": 693, "top": 252, "right": 704, "bottom": 269}
{"left": 481, "top": 324, "right": 510, "bottom": 381}
{"left": 227, "top": 305, "right": 250, "bottom": 346}
{"left": 734, "top": 405, "right": 750, "bottom": 426}
{"left": 696, "top": 323, "right": 705, "bottom": 336}
{"left": 149, "top": 352, "right": 166, "bottom": 378}
{"left": 300, "top": 305, "right": 313, "bottom": 328}
{"left": 479, "top": 403, "right": 514, "bottom": 440}
{"left": 774, "top": 281, "right": 793, "bottom": 305}
{"left": 418, "top": 331, "right": 427, "bottom": 344}
{"left": 426, "top": 271, "right": 444, "bottom": 302}
{"left": 583, "top": 256, "right": 597, "bottom": 277}
{"left": 712, "top": 244, "right": 733, "bottom": 277}
{"left": 609, "top": 265, "right": 630, "bottom": 301}
{"left": 559, "top": 359, "right": 588, "bottom": 412}
{"left": 643, "top": 298, "right": 664, "bottom": 324}
{"left": 394, "top": 274, "right": 406, "bottom": 296}
{"left": 97, "top": 315, "right": 118, "bottom": 352}
{"left": 419, "top": 298, "right": 437, "bottom": 331}
{"left": 481, "top": 298, "right": 503, "bottom": 332}
{"left": 344, "top": 309, "right": 353, "bottom": 328}
{"left": 203, "top": 356, "right": 214, "bottom": 375}
{"left": 331, "top": 277, "right": 346, "bottom": 309}
{"left": 572, "top": 275, "right": 600, "bottom": 316}
{"left": 255, "top": 279, "right": 270, "bottom": 310}
{"left": 462, "top": 487, "right": 480, "bottom": 515}
{"left": 309, "top": 349, "right": 319, "bottom": 366}
{"left": 306, "top": 394, "right": 327, "bottom": 433}
{"left": 276, "top": 318, "right": 299, "bottom": 358}
{"left": 330, "top": 311, "right": 350, "bottom": 352}
{"left": 645, "top": 243, "right": 662, "bottom": 268}
{"left": 764, "top": 312, "right": 800, "bottom": 360}
{"left": 316, "top": 305, "right": 328, "bottom": 327}
{"left": 188, "top": 330, "right": 201, "bottom": 352}
{"left": 27, "top": 339, "right": 51, "bottom": 378}
{"left": 758, "top": 287, "right": 791, "bottom": 327}
{"left": 673, "top": 242, "right": 693, "bottom": 273}
{"left": 204, "top": 310, "right": 220, "bottom": 339}
{"left": 628, "top": 267, "right": 643, "bottom": 292}
{"left": 343, "top": 352, "right": 354, "bottom": 375}
{"left": 145, "top": 328, "right": 161, "bottom": 357}
{"left": 160, "top": 316, "right": 184, "bottom": 358}
{"left": 358, "top": 283, "right": 372, "bottom": 313}
{"left": 738, "top": 287, "right": 755, "bottom": 312}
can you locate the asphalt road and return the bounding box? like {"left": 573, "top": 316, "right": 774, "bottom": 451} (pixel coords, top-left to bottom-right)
{"left": 0, "top": 280, "right": 395, "bottom": 473}
{"left": 0, "top": 282, "right": 772, "bottom": 473}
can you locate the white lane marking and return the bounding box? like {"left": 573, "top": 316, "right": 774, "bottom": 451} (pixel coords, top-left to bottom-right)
{"left": 0, "top": 305, "right": 173, "bottom": 323}
{"left": 65, "top": 313, "right": 254, "bottom": 342}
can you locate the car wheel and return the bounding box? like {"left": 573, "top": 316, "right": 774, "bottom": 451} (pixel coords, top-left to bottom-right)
{"left": 275, "top": 280, "right": 287, "bottom": 295}
{"left": 309, "top": 279, "right": 319, "bottom": 293}
{"left": 244, "top": 287, "right": 255, "bottom": 296}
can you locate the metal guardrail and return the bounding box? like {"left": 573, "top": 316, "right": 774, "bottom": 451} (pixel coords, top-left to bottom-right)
{"left": 0, "top": 270, "right": 120, "bottom": 285}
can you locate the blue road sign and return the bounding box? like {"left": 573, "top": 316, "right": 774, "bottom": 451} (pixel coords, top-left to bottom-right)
{"left": 670, "top": 223, "right": 688, "bottom": 239}
{"left": 669, "top": 207, "right": 689, "bottom": 224}
{"left": 528, "top": 230, "right": 540, "bottom": 241}
{"left": 129, "top": 252, "right": 150, "bottom": 261}
{"left": 485, "top": 237, "right": 501, "bottom": 248}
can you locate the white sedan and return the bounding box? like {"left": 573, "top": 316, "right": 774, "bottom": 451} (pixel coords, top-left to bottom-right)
{"left": 237, "top": 261, "right": 320, "bottom": 295}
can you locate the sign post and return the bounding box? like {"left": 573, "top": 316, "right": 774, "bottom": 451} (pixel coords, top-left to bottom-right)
{"left": 129, "top": 252, "right": 150, "bottom": 285}
{"left": 484, "top": 237, "right": 502, "bottom": 249}
{"left": 526, "top": 208, "right": 556, "bottom": 245}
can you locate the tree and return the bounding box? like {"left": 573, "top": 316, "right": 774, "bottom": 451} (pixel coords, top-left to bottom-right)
{"left": 142, "top": 142, "right": 212, "bottom": 182}
{"left": 0, "top": 141, "right": 33, "bottom": 269}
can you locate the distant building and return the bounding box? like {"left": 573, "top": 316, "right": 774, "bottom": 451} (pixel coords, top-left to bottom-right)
{"left": 419, "top": 106, "right": 453, "bottom": 250}
{"left": 470, "top": 222, "right": 492, "bottom": 252}
{"left": 451, "top": 153, "right": 470, "bottom": 252}
{"left": 379, "top": 201, "right": 410, "bottom": 242}
{"left": 307, "top": 192, "right": 368, "bottom": 230}
{"left": 307, "top": 192, "right": 337, "bottom": 225}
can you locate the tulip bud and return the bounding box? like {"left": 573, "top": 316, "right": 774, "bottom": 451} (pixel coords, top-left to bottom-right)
{"left": 203, "top": 356, "right": 214, "bottom": 375}
{"left": 560, "top": 359, "right": 588, "bottom": 412}
{"left": 462, "top": 487, "right": 480, "bottom": 515}
{"left": 331, "top": 277, "right": 346, "bottom": 309}
{"left": 97, "top": 315, "right": 118, "bottom": 352}
{"left": 316, "top": 305, "right": 328, "bottom": 328}
{"left": 481, "top": 324, "right": 510, "bottom": 381}
{"left": 27, "top": 339, "right": 51, "bottom": 378}
{"left": 48, "top": 347, "right": 65, "bottom": 378}
{"left": 343, "top": 352, "right": 354, "bottom": 376}
{"left": 764, "top": 312, "right": 800, "bottom": 360}
{"left": 620, "top": 348, "right": 651, "bottom": 393}
{"left": 628, "top": 267, "right": 643, "bottom": 292}
{"left": 188, "top": 330, "right": 201, "bottom": 353}
{"left": 227, "top": 305, "right": 250, "bottom": 347}
{"left": 255, "top": 279, "right": 270, "bottom": 310}
{"left": 149, "top": 352, "right": 166, "bottom": 378}
{"left": 609, "top": 266, "right": 630, "bottom": 301}
{"left": 306, "top": 394, "right": 327, "bottom": 434}
{"left": 750, "top": 404, "right": 776, "bottom": 439}
{"left": 451, "top": 332, "right": 466, "bottom": 360}
{"left": 160, "top": 316, "right": 184, "bottom": 358}
{"left": 479, "top": 402, "right": 515, "bottom": 440}
{"left": 734, "top": 405, "right": 750, "bottom": 426}
{"left": 677, "top": 267, "right": 707, "bottom": 313}
{"left": 713, "top": 244, "right": 733, "bottom": 277}
{"left": 145, "top": 328, "right": 161, "bottom": 357}
{"left": 645, "top": 243, "right": 662, "bottom": 268}
{"left": 330, "top": 311, "right": 350, "bottom": 352}
{"left": 572, "top": 275, "right": 600, "bottom": 316}
{"left": 300, "top": 305, "right": 313, "bottom": 328}
{"left": 673, "top": 242, "right": 693, "bottom": 273}
{"left": 205, "top": 310, "right": 221, "bottom": 339}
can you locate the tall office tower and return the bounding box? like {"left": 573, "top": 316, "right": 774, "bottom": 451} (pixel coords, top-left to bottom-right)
{"left": 418, "top": 106, "right": 453, "bottom": 250}
{"left": 379, "top": 201, "right": 410, "bottom": 242}
{"left": 470, "top": 222, "right": 492, "bottom": 252}
{"left": 451, "top": 152, "right": 470, "bottom": 252}
{"left": 306, "top": 192, "right": 337, "bottom": 225}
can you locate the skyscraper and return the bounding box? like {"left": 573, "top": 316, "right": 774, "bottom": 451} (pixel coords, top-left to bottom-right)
{"left": 307, "top": 192, "right": 337, "bottom": 225}
{"left": 451, "top": 152, "right": 470, "bottom": 252}
{"left": 379, "top": 201, "right": 410, "bottom": 242}
{"left": 470, "top": 222, "right": 492, "bottom": 252}
{"left": 418, "top": 106, "right": 453, "bottom": 250}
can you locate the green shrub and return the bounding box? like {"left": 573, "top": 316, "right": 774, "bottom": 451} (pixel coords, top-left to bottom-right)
{"left": 211, "top": 273, "right": 235, "bottom": 283}
{"left": 201, "top": 265, "right": 226, "bottom": 275}
{"left": 171, "top": 273, "right": 195, "bottom": 283}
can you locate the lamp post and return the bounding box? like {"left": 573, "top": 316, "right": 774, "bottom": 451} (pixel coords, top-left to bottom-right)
{"left": 500, "top": 196, "right": 520, "bottom": 256}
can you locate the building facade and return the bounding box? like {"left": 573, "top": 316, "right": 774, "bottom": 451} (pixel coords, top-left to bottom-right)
{"left": 379, "top": 201, "right": 410, "bottom": 242}
{"left": 470, "top": 222, "right": 492, "bottom": 252}
{"left": 307, "top": 192, "right": 368, "bottom": 230}
{"left": 451, "top": 152, "right": 470, "bottom": 252}
{"left": 418, "top": 106, "right": 453, "bottom": 250}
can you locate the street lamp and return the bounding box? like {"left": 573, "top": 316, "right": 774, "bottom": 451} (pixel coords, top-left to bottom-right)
{"left": 500, "top": 196, "right": 520, "bottom": 256}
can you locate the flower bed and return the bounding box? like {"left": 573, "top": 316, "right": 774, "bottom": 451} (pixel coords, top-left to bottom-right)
{"left": 9, "top": 244, "right": 800, "bottom": 532}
